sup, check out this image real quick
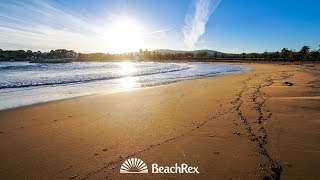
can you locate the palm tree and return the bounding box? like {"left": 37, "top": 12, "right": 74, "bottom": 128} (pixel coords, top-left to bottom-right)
{"left": 281, "top": 48, "right": 289, "bottom": 61}
{"left": 299, "top": 46, "right": 310, "bottom": 60}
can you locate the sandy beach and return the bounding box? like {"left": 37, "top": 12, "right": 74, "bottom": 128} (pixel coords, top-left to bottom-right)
{"left": 0, "top": 63, "right": 319, "bottom": 179}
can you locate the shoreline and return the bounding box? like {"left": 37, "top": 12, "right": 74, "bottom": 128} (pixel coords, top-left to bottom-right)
{"left": 0, "top": 63, "right": 319, "bottom": 179}
{"left": 0, "top": 62, "right": 251, "bottom": 111}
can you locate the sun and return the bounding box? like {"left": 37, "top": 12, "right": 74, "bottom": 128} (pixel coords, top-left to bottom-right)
{"left": 105, "top": 17, "right": 144, "bottom": 53}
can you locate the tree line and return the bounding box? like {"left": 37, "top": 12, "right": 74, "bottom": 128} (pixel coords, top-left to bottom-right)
{"left": 139, "top": 46, "right": 320, "bottom": 61}
{"left": 0, "top": 49, "right": 77, "bottom": 61}
{"left": 74, "top": 45, "right": 320, "bottom": 62}
{"left": 1, "top": 45, "right": 319, "bottom": 62}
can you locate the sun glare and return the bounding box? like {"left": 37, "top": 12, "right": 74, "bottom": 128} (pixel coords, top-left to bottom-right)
{"left": 119, "top": 62, "right": 135, "bottom": 75}
{"left": 118, "top": 62, "right": 139, "bottom": 90}
{"left": 105, "top": 17, "right": 144, "bottom": 53}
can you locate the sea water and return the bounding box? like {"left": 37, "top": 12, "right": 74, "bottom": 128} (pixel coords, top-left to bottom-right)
{"left": 0, "top": 61, "right": 250, "bottom": 110}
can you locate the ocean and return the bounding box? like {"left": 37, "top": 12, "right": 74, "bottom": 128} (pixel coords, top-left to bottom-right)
{"left": 0, "top": 61, "right": 250, "bottom": 110}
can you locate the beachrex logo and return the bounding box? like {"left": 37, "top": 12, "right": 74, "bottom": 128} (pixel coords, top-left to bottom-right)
{"left": 120, "top": 158, "right": 148, "bottom": 173}
{"left": 120, "top": 158, "right": 199, "bottom": 174}
{"left": 152, "top": 163, "right": 199, "bottom": 174}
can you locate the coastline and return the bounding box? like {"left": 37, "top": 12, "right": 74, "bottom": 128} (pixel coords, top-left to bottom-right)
{"left": 0, "top": 63, "right": 319, "bottom": 179}
{"left": 0, "top": 62, "right": 250, "bottom": 111}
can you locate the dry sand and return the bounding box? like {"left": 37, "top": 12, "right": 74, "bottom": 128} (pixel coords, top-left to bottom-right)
{"left": 0, "top": 63, "right": 319, "bottom": 179}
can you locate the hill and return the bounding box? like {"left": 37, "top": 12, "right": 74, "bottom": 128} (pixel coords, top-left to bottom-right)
{"left": 154, "top": 49, "right": 224, "bottom": 54}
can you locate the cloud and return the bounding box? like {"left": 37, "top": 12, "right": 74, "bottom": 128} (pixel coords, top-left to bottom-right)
{"left": 146, "top": 28, "right": 172, "bottom": 35}
{"left": 183, "top": 0, "right": 221, "bottom": 50}
{"left": 0, "top": 0, "right": 106, "bottom": 52}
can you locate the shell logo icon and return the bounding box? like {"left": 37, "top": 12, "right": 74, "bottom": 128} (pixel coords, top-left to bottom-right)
{"left": 120, "top": 158, "right": 148, "bottom": 173}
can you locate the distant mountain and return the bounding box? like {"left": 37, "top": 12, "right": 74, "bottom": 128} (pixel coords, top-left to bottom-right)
{"left": 154, "top": 49, "right": 185, "bottom": 53}
{"left": 154, "top": 49, "right": 224, "bottom": 54}
{"left": 192, "top": 49, "right": 224, "bottom": 54}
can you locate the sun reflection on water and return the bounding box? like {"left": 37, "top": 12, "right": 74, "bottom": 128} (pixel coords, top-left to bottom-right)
{"left": 119, "top": 62, "right": 135, "bottom": 76}
{"left": 119, "top": 76, "right": 139, "bottom": 90}
{"left": 118, "top": 62, "right": 140, "bottom": 90}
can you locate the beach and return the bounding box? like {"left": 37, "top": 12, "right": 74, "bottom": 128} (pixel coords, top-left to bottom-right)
{"left": 0, "top": 63, "right": 319, "bottom": 179}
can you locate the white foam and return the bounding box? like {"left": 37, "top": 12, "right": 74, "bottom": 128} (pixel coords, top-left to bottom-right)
{"left": 0, "top": 62, "right": 250, "bottom": 110}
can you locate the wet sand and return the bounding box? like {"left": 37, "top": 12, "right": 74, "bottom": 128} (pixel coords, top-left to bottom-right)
{"left": 0, "top": 63, "right": 319, "bottom": 179}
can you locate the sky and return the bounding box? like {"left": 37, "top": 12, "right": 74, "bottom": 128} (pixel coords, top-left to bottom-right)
{"left": 0, "top": 0, "right": 319, "bottom": 53}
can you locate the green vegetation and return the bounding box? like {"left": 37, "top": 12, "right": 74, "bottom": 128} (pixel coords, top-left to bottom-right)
{"left": 79, "top": 46, "right": 319, "bottom": 62}
{"left": 1, "top": 45, "right": 319, "bottom": 62}
{"left": 0, "top": 49, "right": 77, "bottom": 62}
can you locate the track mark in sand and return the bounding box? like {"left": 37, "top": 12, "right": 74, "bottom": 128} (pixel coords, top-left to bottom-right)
{"left": 232, "top": 73, "right": 283, "bottom": 180}
{"left": 307, "top": 79, "right": 320, "bottom": 88}
{"left": 251, "top": 76, "right": 273, "bottom": 124}
{"left": 305, "top": 64, "right": 320, "bottom": 88}
{"left": 69, "top": 175, "right": 78, "bottom": 179}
